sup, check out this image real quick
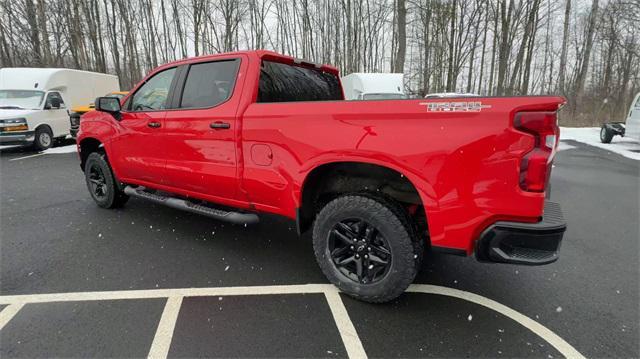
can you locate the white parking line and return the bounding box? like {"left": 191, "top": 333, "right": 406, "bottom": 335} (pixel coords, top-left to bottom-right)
{"left": 147, "top": 296, "right": 183, "bottom": 359}
{"left": 0, "top": 303, "right": 25, "bottom": 330}
{"left": 408, "top": 285, "right": 586, "bottom": 359}
{"left": 9, "top": 153, "right": 44, "bottom": 161}
{"left": 0, "top": 284, "right": 586, "bottom": 359}
{"left": 325, "top": 290, "right": 368, "bottom": 358}
{"left": 0, "top": 284, "right": 330, "bottom": 304}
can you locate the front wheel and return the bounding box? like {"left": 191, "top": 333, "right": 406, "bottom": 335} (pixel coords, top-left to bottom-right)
{"left": 84, "top": 152, "right": 129, "bottom": 208}
{"left": 33, "top": 126, "right": 53, "bottom": 151}
{"left": 312, "top": 195, "right": 419, "bottom": 303}
{"left": 600, "top": 125, "right": 614, "bottom": 143}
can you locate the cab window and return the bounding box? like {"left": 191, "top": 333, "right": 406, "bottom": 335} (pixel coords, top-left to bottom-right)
{"left": 45, "top": 92, "right": 65, "bottom": 109}
{"left": 129, "top": 68, "right": 176, "bottom": 111}
{"left": 179, "top": 60, "right": 240, "bottom": 109}
{"left": 258, "top": 61, "right": 342, "bottom": 103}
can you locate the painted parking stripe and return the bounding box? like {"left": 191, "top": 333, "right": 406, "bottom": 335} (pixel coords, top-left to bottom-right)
{"left": 148, "top": 296, "right": 183, "bottom": 359}
{"left": 407, "top": 285, "right": 586, "bottom": 359}
{"left": 8, "top": 153, "right": 44, "bottom": 161}
{"left": 0, "top": 284, "right": 331, "bottom": 304}
{"left": 325, "top": 290, "right": 368, "bottom": 358}
{"left": 0, "top": 303, "right": 25, "bottom": 330}
{"left": 0, "top": 284, "right": 586, "bottom": 359}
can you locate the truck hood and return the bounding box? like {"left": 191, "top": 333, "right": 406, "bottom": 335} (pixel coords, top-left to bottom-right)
{"left": 0, "top": 109, "right": 40, "bottom": 119}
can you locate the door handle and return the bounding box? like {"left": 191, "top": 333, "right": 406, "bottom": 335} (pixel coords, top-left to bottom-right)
{"left": 210, "top": 121, "right": 231, "bottom": 130}
{"left": 147, "top": 121, "right": 161, "bottom": 128}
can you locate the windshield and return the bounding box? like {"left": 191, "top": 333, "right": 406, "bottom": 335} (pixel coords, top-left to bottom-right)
{"left": 0, "top": 90, "right": 45, "bottom": 110}
{"left": 362, "top": 93, "right": 406, "bottom": 100}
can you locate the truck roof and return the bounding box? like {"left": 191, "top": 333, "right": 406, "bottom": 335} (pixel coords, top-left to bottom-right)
{"left": 156, "top": 50, "right": 340, "bottom": 76}
{"left": 0, "top": 68, "right": 119, "bottom": 91}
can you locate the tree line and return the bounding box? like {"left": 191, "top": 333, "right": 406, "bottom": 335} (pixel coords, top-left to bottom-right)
{"left": 1, "top": 0, "right": 638, "bottom": 125}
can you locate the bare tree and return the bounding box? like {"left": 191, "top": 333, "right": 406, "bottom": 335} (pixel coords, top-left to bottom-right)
{"left": 0, "top": 0, "right": 637, "bottom": 126}
{"left": 558, "top": 0, "right": 571, "bottom": 94}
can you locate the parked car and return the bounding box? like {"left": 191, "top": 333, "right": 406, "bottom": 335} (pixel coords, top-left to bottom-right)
{"left": 341, "top": 73, "right": 406, "bottom": 100}
{"left": 0, "top": 68, "right": 119, "bottom": 150}
{"left": 70, "top": 91, "right": 128, "bottom": 138}
{"left": 77, "top": 50, "right": 567, "bottom": 303}
{"left": 600, "top": 92, "right": 640, "bottom": 143}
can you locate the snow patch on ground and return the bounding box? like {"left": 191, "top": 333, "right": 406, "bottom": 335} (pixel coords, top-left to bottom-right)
{"left": 42, "top": 144, "right": 77, "bottom": 154}
{"left": 1, "top": 144, "right": 76, "bottom": 154}
{"left": 560, "top": 127, "right": 640, "bottom": 161}
{"left": 557, "top": 142, "right": 577, "bottom": 151}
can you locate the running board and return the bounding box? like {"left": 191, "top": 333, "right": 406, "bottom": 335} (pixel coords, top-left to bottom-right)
{"left": 123, "top": 186, "right": 259, "bottom": 225}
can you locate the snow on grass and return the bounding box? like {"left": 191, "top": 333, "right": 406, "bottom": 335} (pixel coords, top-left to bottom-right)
{"left": 560, "top": 127, "right": 640, "bottom": 161}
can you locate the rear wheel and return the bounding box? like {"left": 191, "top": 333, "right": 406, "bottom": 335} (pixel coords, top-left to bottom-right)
{"left": 313, "top": 195, "right": 419, "bottom": 303}
{"left": 33, "top": 126, "right": 53, "bottom": 151}
{"left": 600, "top": 125, "right": 614, "bottom": 143}
{"left": 84, "top": 152, "right": 129, "bottom": 208}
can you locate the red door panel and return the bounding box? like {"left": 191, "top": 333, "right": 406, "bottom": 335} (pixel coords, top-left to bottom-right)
{"left": 163, "top": 108, "right": 238, "bottom": 199}
{"left": 162, "top": 57, "right": 245, "bottom": 202}
{"left": 110, "top": 111, "right": 167, "bottom": 184}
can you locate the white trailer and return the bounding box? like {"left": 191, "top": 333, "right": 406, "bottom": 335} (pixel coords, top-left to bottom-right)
{"left": 341, "top": 73, "right": 406, "bottom": 100}
{"left": 0, "top": 68, "right": 119, "bottom": 149}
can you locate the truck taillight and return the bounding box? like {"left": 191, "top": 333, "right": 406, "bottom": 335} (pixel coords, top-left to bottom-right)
{"left": 514, "top": 112, "right": 559, "bottom": 192}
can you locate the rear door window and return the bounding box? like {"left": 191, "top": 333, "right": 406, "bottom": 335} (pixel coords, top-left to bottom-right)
{"left": 258, "top": 61, "right": 342, "bottom": 103}
{"left": 179, "top": 60, "right": 240, "bottom": 109}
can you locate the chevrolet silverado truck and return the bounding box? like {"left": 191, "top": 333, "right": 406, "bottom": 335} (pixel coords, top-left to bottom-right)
{"left": 77, "top": 50, "right": 567, "bottom": 303}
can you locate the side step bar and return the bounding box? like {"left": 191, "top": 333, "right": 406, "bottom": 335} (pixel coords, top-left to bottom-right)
{"left": 123, "top": 186, "right": 259, "bottom": 225}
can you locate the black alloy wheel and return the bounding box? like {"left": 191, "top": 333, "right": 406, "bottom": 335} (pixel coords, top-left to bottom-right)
{"left": 84, "top": 152, "right": 129, "bottom": 208}
{"left": 313, "top": 194, "right": 420, "bottom": 303}
{"left": 328, "top": 219, "right": 392, "bottom": 284}
{"left": 88, "top": 162, "right": 108, "bottom": 200}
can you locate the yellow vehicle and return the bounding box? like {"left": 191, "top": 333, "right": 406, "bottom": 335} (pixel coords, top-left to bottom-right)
{"left": 70, "top": 91, "right": 128, "bottom": 137}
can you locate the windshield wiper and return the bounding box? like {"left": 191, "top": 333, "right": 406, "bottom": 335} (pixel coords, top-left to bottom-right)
{"left": 0, "top": 106, "right": 25, "bottom": 110}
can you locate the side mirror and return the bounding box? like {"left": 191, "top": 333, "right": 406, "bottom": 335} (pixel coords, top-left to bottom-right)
{"left": 95, "top": 97, "right": 121, "bottom": 120}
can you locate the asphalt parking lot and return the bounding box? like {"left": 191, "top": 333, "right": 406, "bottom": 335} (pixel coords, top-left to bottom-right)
{"left": 0, "top": 139, "right": 638, "bottom": 358}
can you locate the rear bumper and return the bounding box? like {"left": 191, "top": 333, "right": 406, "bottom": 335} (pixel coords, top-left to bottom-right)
{"left": 0, "top": 131, "right": 35, "bottom": 146}
{"left": 475, "top": 201, "right": 566, "bottom": 265}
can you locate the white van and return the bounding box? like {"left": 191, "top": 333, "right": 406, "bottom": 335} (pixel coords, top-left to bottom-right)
{"left": 0, "top": 68, "right": 119, "bottom": 150}
{"left": 341, "top": 73, "right": 406, "bottom": 100}
{"left": 600, "top": 93, "right": 640, "bottom": 143}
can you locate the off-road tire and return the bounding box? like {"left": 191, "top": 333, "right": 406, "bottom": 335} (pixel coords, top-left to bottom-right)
{"left": 84, "top": 152, "right": 129, "bottom": 209}
{"left": 358, "top": 192, "right": 425, "bottom": 269}
{"left": 33, "top": 126, "right": 53, "bottom": 151}
{"left": 312, "top": 195, "right": 420, "bottom": 303}
{"left": 600, "top": 125, "right": 614, "bottom": 143}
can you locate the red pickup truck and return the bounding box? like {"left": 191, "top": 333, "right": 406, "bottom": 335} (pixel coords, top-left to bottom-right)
{"left": 77, "top": 50, "right": 566, "bottom": 302}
